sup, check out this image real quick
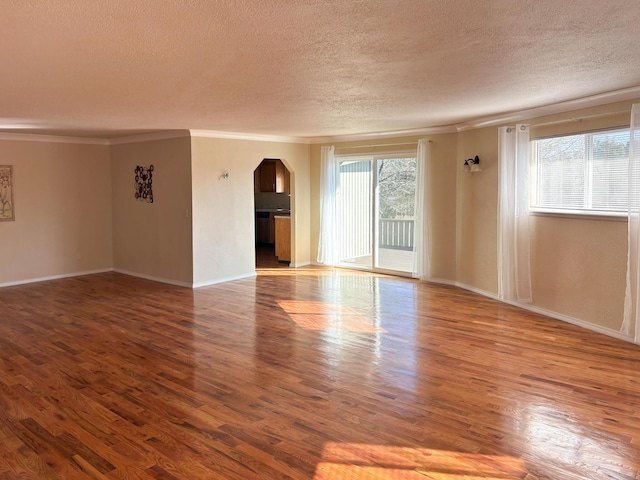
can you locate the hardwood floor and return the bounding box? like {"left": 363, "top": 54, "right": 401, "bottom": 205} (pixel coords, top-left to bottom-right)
{"left": 1, "top": 270, "right": 639, "bottom": 479}
{"left": 256, "top": 245, "right": 290, "bottom": 269}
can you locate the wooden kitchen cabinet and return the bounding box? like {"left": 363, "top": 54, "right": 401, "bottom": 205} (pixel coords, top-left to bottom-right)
{"left": 283, "top": 168, "right": 290, "bottom": 194}
{"left": 275, "top": 216, "right": 291, "bottom": 263}
{"left": 256, "top": 211, "right": 288, "bottom": 246}
{"left": 260, "top": 160, "right": 277, "bottom": 192}
{"left": 254, "top": 159, "right": 289, "bottom": 193}
{"left": 269, "top": 212, "right": 276, "bottom": 244}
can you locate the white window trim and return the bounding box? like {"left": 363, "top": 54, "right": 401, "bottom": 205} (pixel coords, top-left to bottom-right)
{"left": 529, "top": 207, "right": 627, "bottom": 221}
{"left": 530, "top": 127, "right": 630, "bottom": 218}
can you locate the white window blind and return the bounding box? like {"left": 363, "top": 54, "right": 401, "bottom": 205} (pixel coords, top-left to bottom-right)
{"left": 532, "top": 128, "right": 630, "bottom": 214}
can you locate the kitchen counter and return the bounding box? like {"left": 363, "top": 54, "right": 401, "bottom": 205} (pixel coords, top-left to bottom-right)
{"left": 256, "top": 208, "right": 290, "bottom": 213}
{"left": 255, "top": 209, "right": 291, "bottom": 246}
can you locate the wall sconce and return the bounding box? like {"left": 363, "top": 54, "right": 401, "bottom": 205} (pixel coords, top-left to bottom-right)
{"left": 463, "top": 156, "right": 481, "bottom": 173}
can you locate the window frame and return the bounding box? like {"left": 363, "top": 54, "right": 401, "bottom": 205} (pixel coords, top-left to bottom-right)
{"left": 529, "top": 127, "right": 630, "bottom": 220}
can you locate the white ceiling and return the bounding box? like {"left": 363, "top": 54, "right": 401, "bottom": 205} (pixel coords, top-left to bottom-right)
{"left": 2, "top": 0, "right": 640, "bottom": 140}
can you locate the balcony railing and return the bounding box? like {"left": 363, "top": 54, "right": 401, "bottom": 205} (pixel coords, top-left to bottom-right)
{"left": 379, "top": 219, "right": 414, "bottom": 251}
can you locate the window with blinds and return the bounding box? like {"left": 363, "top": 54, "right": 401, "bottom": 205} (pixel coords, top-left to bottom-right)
{"left": 531, "top": 128, "right": 630, "bottom": 215}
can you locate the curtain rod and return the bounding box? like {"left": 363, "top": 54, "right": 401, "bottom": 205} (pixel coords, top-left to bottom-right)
{"left": 531, "top": 109, "right": 630, "bottom": 128}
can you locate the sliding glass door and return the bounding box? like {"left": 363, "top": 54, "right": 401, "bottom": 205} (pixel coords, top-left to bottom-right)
{"left": 337, "top": 153, "right": 417, "bottom": 275}
{"left": 337, "top": 158, "right": 372, "bottom": 269}
{"left": 375, "top": 156, "right": 417, "bottom": 272}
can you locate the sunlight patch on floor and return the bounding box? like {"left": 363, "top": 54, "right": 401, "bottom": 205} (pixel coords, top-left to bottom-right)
{"left": 313, "top": 443, "right": 530, "bottom": 479}
{"left": 278, "top": 300, "right": 386, "bottom": 333}
{"left": 256, "top": 267, "right": 336, "bottom": 276}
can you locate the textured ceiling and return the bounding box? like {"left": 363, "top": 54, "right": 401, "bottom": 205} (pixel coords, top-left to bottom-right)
{"left": 1, "top": 0, "right": 640, "bottom": 140}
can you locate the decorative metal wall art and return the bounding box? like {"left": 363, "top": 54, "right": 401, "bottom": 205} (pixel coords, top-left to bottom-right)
{"left": 0, "top": 165, "right": 15, "bottom": 221}
{"left": 134, "top": 165, "right": 154, "bottom": 203}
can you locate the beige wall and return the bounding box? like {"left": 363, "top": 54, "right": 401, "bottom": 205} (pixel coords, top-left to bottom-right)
{"left": 456, "top": 127, "right": 499, "bottom": 292}
{"left": 0, "top": 139, "right": 112, "bottom": 285}
{"left": 429, "top": 133, "right": 459, "bottom": 281}
{"left": 456, "top": 99, "right": 638, "bottom": 334}
{"left": 190, "top": 136, "right": 310, "bottom": 286}
{"left": 309, "top": 145, "right": 322, "bottom": 263}
{"left": 0, "top": 133, "right": 310, "bottom": 289}
{"left": 111, "top": 135, "right": 193, "bottom": 285}
{"left": 530, "top": 215, "right": 626, "bottom": 330}
{"left": 310, "top": 134, "right": 458, "bottom": 281}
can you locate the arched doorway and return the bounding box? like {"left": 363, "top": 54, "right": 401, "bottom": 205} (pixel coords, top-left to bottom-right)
{"left": 253, "top": 158, "right": 291, "bottom": 268}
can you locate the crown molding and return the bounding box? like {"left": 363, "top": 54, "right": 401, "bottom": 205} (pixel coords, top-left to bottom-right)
{"left": 0, "top": 130, "right": 190, "bottom": 145}
{"left": 189, "top": 129, "right": 310, "bottom": 144}
{"left": 109, "top": 130, "right": 191, "bottom": 145}
{"left": 0, "top": 132, "right": 110, "bottom": 145}
{"left": 455, "top": 85, "right": 640, "bottom": 131}
{"left": 308, "top": 125, "right": 457, "bottom": 144}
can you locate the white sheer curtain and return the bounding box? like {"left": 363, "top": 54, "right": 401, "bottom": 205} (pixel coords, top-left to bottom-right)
{"left": 317, "top": 145, "right": 339, "bottom": 266}
{"left": 623, "top": 104, "right": 640, "bottom": 343}
{"left": 412, "top": 139, "right": 431, "bottom": 280}
{"left": 497, "top": 125, "right": 532, "bottom": 303}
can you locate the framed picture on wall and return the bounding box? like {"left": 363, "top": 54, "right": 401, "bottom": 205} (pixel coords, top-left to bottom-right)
{"left": 0, "top": 165, "right": 15, "bottom": 222}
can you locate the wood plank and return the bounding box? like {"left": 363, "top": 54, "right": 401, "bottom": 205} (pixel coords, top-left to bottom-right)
{"left": 0, "top": 270, "right": 639, "bottom": 478}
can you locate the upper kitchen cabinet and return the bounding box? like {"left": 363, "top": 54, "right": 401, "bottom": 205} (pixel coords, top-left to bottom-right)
{"left": 254, "top": 159, "right": 290, "bottom": 193}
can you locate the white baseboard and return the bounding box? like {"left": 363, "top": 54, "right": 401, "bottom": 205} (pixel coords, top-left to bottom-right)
{"left": 192, "top": 272, "right": 256, "bottom": 289}
{"left": 422, "top": 276, "right": 457, "bottom": 287}
{"left": 291, "top": 261, "right": 312, "bottom": 268}
{"left": 449, "top": 280, "right": 635, "bottom": 344}
{"left": 113, "top": 269, "right": 192, "bottom": 288}
{"left": 0, "top": 268, "right": 113, "bottom": 288}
